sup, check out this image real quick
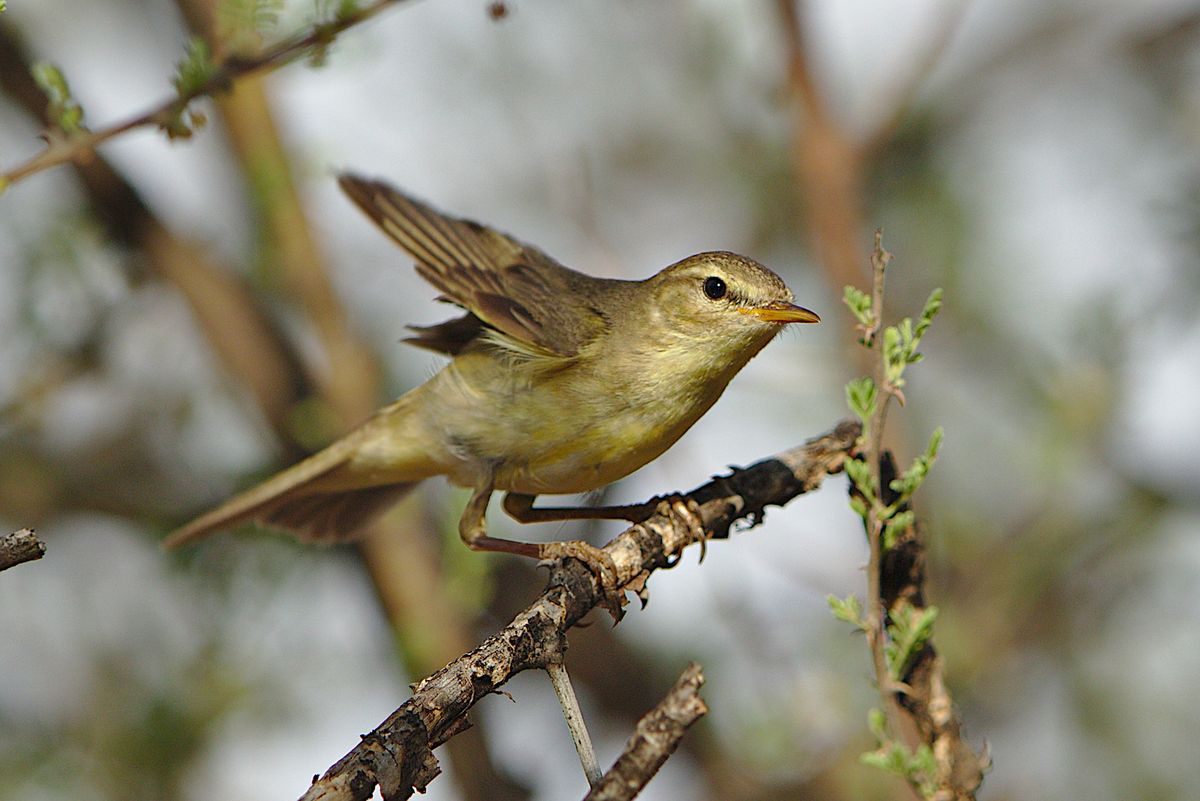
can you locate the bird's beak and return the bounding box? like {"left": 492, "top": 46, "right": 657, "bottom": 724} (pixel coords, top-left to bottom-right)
{"left": 740, "top": 301, "right": 821, "bottom": 324}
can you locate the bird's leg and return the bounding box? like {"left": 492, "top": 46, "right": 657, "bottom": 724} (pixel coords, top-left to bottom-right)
{"left": 503, "top": 492, "right": 659, "bottom": 524}
{"left": 458, "top": 481, "right": 619, "bottom": 600}
{"left": 504, "top": 492, "right": 709, "bottom": 562}
{"left": 457, "top": 475, "right": 538, "bottom": 558}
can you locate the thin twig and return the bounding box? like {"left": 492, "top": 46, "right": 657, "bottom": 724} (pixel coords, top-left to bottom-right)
{"left": 0, "top": 0, "right": 408, "bottom": 188}
{"left": 581, "top": 662, "right": 707, "bottom": 801}
{"left": 852, "top": 236, "right": 986, "bottom": 798}
{"left": 547, "top": 661, "right": 602, "bottom": 787}
{"left": 0, "top": 529, "right": 46, "bottom": 572}
{"left": 299, "top": 421, "right": 860, "bottom": 801}
{"left": 860, "top": 233, "right": 912, "bottom": 742}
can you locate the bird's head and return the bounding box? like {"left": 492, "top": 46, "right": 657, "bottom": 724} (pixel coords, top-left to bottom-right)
{"left": 645, "top": 251, "right": 819, "bottom": 360}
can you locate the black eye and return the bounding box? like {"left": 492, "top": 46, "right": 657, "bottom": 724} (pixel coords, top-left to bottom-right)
{"left": 703, "top": 276, "right": 727, "bottom": 300}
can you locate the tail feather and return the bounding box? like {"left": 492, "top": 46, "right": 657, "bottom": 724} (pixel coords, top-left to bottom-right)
{"left": 162, "top": 425, "right": 420, "bottom": 548}
{"left": 257, "top": 482, "right": 418, "bottom": 544}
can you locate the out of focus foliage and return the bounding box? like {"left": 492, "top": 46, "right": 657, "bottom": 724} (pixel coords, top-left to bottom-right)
{"left": 1, "top": 2, "right": 1199, "bottom": 801}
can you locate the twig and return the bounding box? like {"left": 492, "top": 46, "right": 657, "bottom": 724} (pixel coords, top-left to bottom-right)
{"left": 0, "top": 529, "right": 45, "bottom": 572}
{"left": 581, "top": 662, "right": 707, "bottom": 801}
{"left": 850, "top": 237, "right": 986, "bottom": 798}
{"left": 876, "top": 455, "right": 988, "bottom": 799}
{"left": 862, "top": 234, "right": 904, "bottom": 707}
{"left": 547, "top": 660, "right": 602, "bottom": 787}
{"left": 299, "top": 420, "right": 860, "bottom": 801}
{"left": 0, "top": 0, "right": 408, "bottom": 188}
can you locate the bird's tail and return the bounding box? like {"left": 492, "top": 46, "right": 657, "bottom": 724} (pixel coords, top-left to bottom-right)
{"left": 162, "top": 427, "right": 421, "bottom": 549}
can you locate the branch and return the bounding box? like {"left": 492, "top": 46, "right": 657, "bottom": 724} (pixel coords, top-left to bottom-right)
{"left": 0, "top": 0, "right": 409, "bottom": 189}
{"left": 582, "top": 662, "right": 707, "bottom": 801}
{"left": 873, "top": 454, "right": 989, "bottom": 799}
{"left": 847, "top": 238, "right": 985, "bottom": 798}
{"left": 0, "top": 21, "right": 312, "bottom": 455}
{"left": 299, "top": 420, "right": 860, "bottom": 801}
{"left": 0, "top": 529, "right": 46, "bottom": 572}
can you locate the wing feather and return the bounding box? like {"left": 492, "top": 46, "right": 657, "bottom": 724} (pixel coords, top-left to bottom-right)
{"left": 339, "top": 174, "right": 612, "bottom": 357}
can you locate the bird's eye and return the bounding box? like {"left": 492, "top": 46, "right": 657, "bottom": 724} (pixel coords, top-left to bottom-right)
{"left": 703, "top": 276, "right": 727, "bottom": 300}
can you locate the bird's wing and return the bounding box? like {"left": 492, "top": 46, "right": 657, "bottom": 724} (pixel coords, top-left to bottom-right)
{"left": 339, "top": 174, "right": 610, "bottom": 357}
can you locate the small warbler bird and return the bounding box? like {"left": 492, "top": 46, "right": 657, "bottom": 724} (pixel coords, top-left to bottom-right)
{"left": 164, "top": 175, "right": 819, "bottom": 575}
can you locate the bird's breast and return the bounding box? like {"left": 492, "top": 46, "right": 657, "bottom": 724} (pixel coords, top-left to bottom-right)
{"left": 432, "top": 337, "right": 741, "bottom": 495}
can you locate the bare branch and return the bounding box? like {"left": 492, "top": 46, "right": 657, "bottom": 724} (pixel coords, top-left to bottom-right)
{"left": 582, "top": 662, "right": 707, "bottom": 801}
{"left": 0, "top": 529, "right": 45, "bottom": 572}
{"left": 0, "top": 0, "right": 410, "bottom": 189}
{"left": 300, "top": 420, "right": 860, "bottom": 801}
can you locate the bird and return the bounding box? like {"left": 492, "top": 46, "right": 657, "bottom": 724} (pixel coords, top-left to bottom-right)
{"left": 163, "top": 174, "right": 820, "bottom": 582}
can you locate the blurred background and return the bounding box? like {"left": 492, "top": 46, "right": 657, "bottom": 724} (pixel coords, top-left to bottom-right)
{"left": 2, "top": 0, "right": 1199, "bottom": 799}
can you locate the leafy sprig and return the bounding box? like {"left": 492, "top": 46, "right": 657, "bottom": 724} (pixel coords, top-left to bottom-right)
{"left": 830, "top": 233, "right": 954, "bottom": 799}
{"left": 32, "top": 63, "right": 87, "bottom": 136}
{"left": 861, "top": 709, "right": 938, "bottom": 797}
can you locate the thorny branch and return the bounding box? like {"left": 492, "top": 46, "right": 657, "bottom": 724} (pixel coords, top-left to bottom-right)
{"left": 299, "top": 420, "right": 860, "bottom": 801}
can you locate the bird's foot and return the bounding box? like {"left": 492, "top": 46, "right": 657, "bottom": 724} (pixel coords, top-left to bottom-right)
{"left": 539, "top": 539, "right": 623, "bottom": 618}
{"left": 653, "top": 495, "right": 709, "bottom": 565}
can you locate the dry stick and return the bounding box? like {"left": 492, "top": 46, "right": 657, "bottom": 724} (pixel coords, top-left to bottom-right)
{"left": 582, "top": 662, "right": 708, "bottom": 801}
{"left": 299, "top": 420, "right": 860, "bottom": 801}
{"left": 0, "top": 0, "right": 409, "bottom": 188}
{"left": 547, "top": 661, "right": 602, "bottom": 787}
{"left": 0, "top": 529, "right": 46, "bottom": 572}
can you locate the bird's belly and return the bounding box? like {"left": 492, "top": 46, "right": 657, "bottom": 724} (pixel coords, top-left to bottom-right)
{"left": 429, "top": 349, "right": 729, "bottom": 496}
{"left": 492, "top": 394, "right": 713, "bottom": 496}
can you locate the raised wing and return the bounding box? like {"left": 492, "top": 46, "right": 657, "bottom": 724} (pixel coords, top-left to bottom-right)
{"left": 339, "top": 174, "right": 610, "bottom": 357}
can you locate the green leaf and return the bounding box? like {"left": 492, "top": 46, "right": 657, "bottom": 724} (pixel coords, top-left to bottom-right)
{"left": 848, "top": 493, "right": 868, "bottom": 521}
{"left": 914, "top": 287, "right": 944, "bottom": 341}
{"left": 883, "top": 325, "right": 906, "bottom": 386}
{"left": 827, "top": 594, "right": 866, "bottom": 629}
{"left": 218, "top": 0, "right": 284, "bottom": 48}
{"left": 173, "top": 37, "right": 217, "bottom": 98}
{"left": 32, "top": 62, "right": 86, "bottom": 135}
{"left": 867, "top": 707, "right": 887, "bottom": 740}
{"left": 843, "top": 457, "right": 876, "bottom": 502}
{"left": 881, "top": 509, "right": 914, "bottom": 549}
{"left": 842, "top": 284, "right": 873, "bottom": 328}
{"left": 845, "top": 376, "right": 877, "bottom": 424}
{"left": 861, "top": 708, "right": 938, "bottom": 795}
{"left": 888, "top": 427, "right": 944, "bottom": 500}
{"left": 885, "top": 605, "right": 939, "bottom": 680}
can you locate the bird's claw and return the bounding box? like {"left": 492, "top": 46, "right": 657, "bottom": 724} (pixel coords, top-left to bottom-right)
{"left": 654, "top": 495, "right": 708, "bottom": 564}
{"left": 539, "top": 539, "right": 624, "bottom": 618}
